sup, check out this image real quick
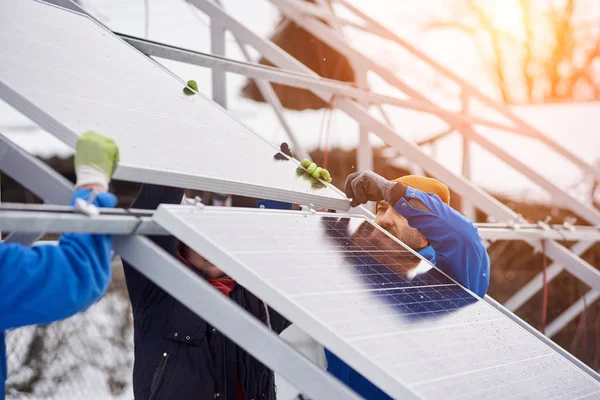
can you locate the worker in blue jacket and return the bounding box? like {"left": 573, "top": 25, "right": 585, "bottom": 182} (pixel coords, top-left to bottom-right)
{"left": 326, "top": 170, "right": 491, "bottom": 400}
{"left": 0, "top": 131, "right": 120, "bottom": 398}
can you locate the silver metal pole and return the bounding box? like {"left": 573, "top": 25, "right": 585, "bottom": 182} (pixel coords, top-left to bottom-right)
{"left": 484, "top": 295, "right": 600, "bottom": 383}
{"left": 336, "top": 0, "right": 600, "bottom": 185}
{"left": 461, "top": 136, "right": 475, "bottom": 219}
{"left": 545, "top": 290, "right": 600, "bottom": 338}
{"left": 356, "top": 71, "right": 372, "bottom": 173}
{"left": 187, "top": 0, "right": 600, "bottom": 296}
{"left": 211, "top": 21, "right": 227, "bottom": 108}
{"left": 0, "top": 119, "right": 360, "bottom": 400}
{"left": 119, "top": 35, "right": 529, "bottom": 136}
{"left": 504, "top": 242, "right": 594, "bottom": 312}
{"left": 115, "top": 236, "right": 362, "bottom": 400}
{"left": 232, "top": 38, "right": 310, "bottom": 161}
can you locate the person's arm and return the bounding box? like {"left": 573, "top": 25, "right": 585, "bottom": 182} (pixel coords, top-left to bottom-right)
{"left": 0, "top": 189, "right": 117, "bottom": 331}
{"left": 122, "top": 184, "right": 185, "bottom": 311}
{"left": 344, "top": 170, "right": 490, "bottom": 297}
{"left": 393, "top": 186, "right": 490, "bottom": 297}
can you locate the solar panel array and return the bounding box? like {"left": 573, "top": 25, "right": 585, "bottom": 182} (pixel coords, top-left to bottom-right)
{"left": 154, "top": 206, "right": 600, "bottom": 399}
{"left": 0, "top": 0, "right": 349, "bottom": 211}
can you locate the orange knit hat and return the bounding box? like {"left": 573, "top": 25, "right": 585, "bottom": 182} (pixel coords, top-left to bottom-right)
{"left": 392, "top": 175, "right": 451, "bottom": 205}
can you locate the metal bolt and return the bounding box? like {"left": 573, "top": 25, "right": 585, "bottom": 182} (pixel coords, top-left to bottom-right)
{"left": 402, "top": 203, "right": 408, "bottom": 208}
{"left": 186, "top": 335, "right": 191, "bottom": 340}
{"left": 174, "top": 333, "right": 178, "bottom": 337}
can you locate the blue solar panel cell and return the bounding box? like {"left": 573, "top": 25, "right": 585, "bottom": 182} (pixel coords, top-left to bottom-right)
{"left": 154, "top": 206, "right": 600, "bottom": 399}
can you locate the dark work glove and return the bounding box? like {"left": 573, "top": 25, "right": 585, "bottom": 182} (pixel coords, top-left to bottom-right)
{"left": 344, "top": 170, "right": 407, "bottom": 207}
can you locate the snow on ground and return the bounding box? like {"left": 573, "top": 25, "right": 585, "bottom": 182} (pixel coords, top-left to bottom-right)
{"left": 6, "top": 290, "right": 134, "bottom": 400}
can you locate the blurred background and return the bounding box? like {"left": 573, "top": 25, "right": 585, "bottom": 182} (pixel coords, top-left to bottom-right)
{"left": 2, "top": 0, "right": 600, "bottom": 398}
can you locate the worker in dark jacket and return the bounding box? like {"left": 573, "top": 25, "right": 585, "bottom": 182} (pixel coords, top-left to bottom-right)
{"left": 122, "top": 184, "right": 289, "bottom": 400}
{"left": 325, "top": 170, "right": 491, "bottom": 399}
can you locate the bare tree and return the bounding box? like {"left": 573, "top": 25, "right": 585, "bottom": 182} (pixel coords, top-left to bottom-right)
{"left": 428, "top": 0, "right": 600, "bottom": 104}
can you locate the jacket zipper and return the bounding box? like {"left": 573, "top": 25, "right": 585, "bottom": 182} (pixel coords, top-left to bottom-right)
{"left": 149, "top": 352, "right": 170, "bottom": 400}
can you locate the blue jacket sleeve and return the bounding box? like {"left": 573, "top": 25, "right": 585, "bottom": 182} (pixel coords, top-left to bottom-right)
{"left": 0, "top": 189, "right": 117, "bottom": 331}
{"left": 393, "top": 187, "right": 490, "bottom": 297}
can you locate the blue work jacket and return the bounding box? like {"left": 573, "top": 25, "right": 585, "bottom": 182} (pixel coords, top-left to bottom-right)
{"left": 326, "top": 186, "right": 491, "bottom": 399}
{"left": 0, "top": 189, "right": 116, "bottom": 397}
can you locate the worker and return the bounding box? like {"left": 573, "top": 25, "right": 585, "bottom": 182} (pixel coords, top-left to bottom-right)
{"left": 325, "top": 170, "right": 491, "bottom": 399}
{"left": 0, "top": 132, "right": 120, "bottom": 398}
{"left": 276, "top": 170, "right": 490, "bottom": 400}
{"left": 122, "top": 184, "right": 290, "bottom": 400}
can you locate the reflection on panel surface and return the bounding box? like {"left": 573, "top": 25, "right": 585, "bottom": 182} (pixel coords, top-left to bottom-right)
{"left": 155, "top": 207, "right": 600, "bottom": 399}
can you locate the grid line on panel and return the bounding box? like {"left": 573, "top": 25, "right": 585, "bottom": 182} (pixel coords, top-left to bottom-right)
{"left": 393, "top": 340, "right": 549, "bottom": 375}
{"left": 446, "top": 366, "right": 573, "bottom": 400}
{"left": 571, "top": 391, "right": 600, "bottom": 400}
{"left": 288, "top": 283, "right": 459, "bottom": 298}
{"left": 504, "top": 381, "right": 580, "bottom": 400}
{"left": 372, "top": 323, "right": 514, "bottom": 362}
{"left": 419, "top": 355, "right": 559, "bottom": 395}
{"left": 305, "top": 287, "right": 464, "bottom": 316}
{"left": 409, "top": 353, "right": 554, "bottom": 387}
{"left": 155, "top": 208, "right": 600, "bottom": 399}
{"left": 326, "top": 299, "right": 481, "bottom": 327}
{"left": 347, "top": 316, "right": 505, "bottom": 342}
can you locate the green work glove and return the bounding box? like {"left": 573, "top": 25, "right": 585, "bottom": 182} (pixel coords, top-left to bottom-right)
{"left": 74, "top": 131, "right": 120, "bottom": 191}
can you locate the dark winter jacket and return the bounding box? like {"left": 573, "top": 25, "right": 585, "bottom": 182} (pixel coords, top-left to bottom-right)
{"left": 122, "top": 184, "right": 289, "bottom": 400}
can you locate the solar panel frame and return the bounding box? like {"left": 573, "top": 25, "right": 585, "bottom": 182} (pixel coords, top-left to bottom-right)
{"left": 153, "top": 205, "right": 600, "bottom": 399}
{"left": 0, "top": 0, "right": 350, "bottom": 211}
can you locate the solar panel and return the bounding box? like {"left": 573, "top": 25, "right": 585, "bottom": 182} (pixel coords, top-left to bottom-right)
{"left": 0, "top": 0, "right": 350, "bottom": 211}
{"left": 153, "top": 205, "right": 600, "bottom": 399}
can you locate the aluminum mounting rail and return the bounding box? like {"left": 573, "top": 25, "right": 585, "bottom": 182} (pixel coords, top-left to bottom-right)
{"left": 3, "top": 203, "right": 600, "bottom": 242}
{"left": 119, "top": 34, "right": 524, "bottom": 136}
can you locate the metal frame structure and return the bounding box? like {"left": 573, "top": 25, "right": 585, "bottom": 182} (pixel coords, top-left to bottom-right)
{"left": 5, "top": 0, "right": 599, "bottom": 380}
{"left": 168, "top": 0, "right": 600, "bottom": 342}
{"left": 4, "top": 202, "right": 600, "bottom": 243}
{"left": 0, "top": 122, "right": 360, "bottom": 400}
{"left": 1, "top": 135, "right": 598, "bottom": 387}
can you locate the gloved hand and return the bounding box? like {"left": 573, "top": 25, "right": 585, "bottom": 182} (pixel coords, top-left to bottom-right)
{"left": 344, "top": 170, "right": 407, "bottom": 207}
{"left": 74, "top": 131, "right": 120, "bottom": 191}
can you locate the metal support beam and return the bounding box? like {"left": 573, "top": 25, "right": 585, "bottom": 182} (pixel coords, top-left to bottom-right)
{"left": 0, "top": 209, "right": 166, "bottom": 236}
{"left": 188, "top": 0, "right": 600, "bottom": 298}
{"left": 335, "top": 0, "right": 600, "bottom": 186}
{"left": 40, "top": 0, "right": 85, "bottom": 13}
{"left": 119, "top": 34, "right": 525, "bottom": 136}
{"left": 232, "top": 37, "right": 310, "bottom": 160}
{"left": 210, "top": 21, "right": 227, "bottom": 108}
{"left": 274, "top": 0, "right": 600, "bottom": 228}
{"left": 0, "top": 131, "right": 75, "bottom": 245}
{"left": 356, "top": 70, "right": 372, "bottom": 172}
{"left": 484, "top": 295, "right": 600, "bottom": 383}
{"left": 546, "top": 290, "right": 600, "bottom": 338}
{"left": 4, "top": 203, "right": 600, "bottom": 241}
{"left": 0, "top": 132, "right": 73, "bottom": 205}
{"left": 0, "top": 124, "right": 359, "bottom": 400}
{"left": 461, "top": 137, "right": 475, "bottom": 219}
{"left": 463, "top": 127, "right": 600, "bottom": 225}
{"left": 114, "top": 236, "right": 361, "bottom": 400}
{"left": 286, "top": 0, "right": 600, "bottom": 199}
{"left": 477, "top": 227, "right": 600, "bottom": 242}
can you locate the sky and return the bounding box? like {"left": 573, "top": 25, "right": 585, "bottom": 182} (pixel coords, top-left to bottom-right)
{"left": 1, "top": 0, "right": 600, "bottom": 203}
